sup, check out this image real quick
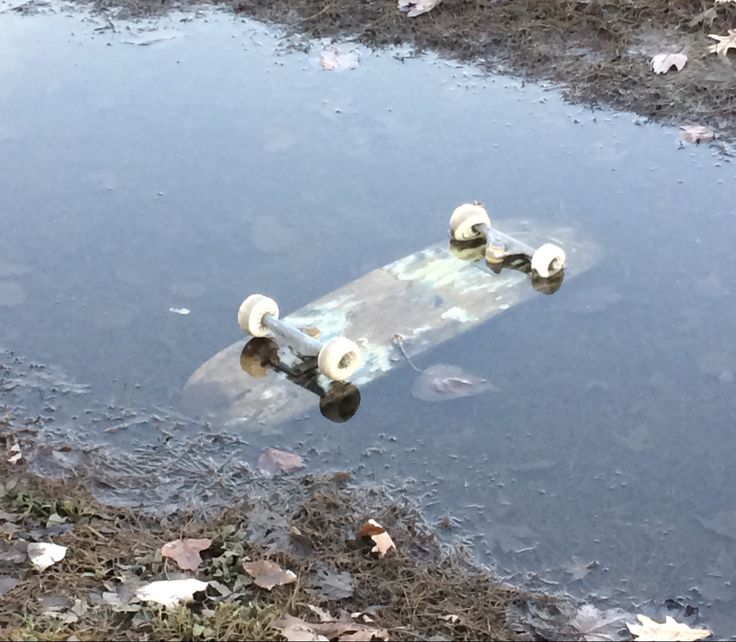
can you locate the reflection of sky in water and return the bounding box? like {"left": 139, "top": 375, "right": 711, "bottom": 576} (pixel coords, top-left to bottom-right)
{"left": 1, "top": 8, "right": 736, "bottom": 636}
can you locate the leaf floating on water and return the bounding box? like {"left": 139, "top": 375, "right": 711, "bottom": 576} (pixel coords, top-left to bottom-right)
{"left": 319, "top": 45, "right": 360, "bottom": 71}
{"left": 627, "top": 614, "right": 711, "bottom": 641}
{"left": 243, "top": 559, "right": 297, "bottom": 590}
{"left": 680, "top": 125, "right": 716, "bottom": 144}
{"left": 651, "top": 53, "right": 687, "bottom": 74}
{"left": 412, "top": 364, "right": 498, "bottom": 402}
{"left": 257, "top": 447, "right": 305, "bottom": 475}
{"left": 161, "top": 538, "right": 212, "bottom": 571}
{"left": 571, "top": 604, "right": 629, "bottom": 642}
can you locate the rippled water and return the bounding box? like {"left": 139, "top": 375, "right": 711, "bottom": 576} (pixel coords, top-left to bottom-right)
{"left": 1, "top": 6, "right": 735, "bottom": 636}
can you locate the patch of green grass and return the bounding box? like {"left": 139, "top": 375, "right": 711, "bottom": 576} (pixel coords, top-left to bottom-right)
{"left": 150, "top": 602, "right": 281, "bottom": 641}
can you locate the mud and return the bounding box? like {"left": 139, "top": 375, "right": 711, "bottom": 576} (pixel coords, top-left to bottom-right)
{"left": 64, "top": 0, "right": 736, "bottom": 138}
{"left": 0, "top": 435, "right": 588, "bottom": 641}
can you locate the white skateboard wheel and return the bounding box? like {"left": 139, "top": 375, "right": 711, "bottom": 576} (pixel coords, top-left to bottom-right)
{"left": 317, "top": 336, "right": 361, "bottom": 381}
{"left": 237, "top": 294, "right": 279, "bottom": 337}
{"left": 449, "top": 203, "right": 491, "bottom": 242}
{"left": 531, "top": 243, "right": 566, "bottom": 278}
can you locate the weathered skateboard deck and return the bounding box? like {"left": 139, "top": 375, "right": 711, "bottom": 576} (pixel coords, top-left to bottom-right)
{"left": 182, "top": 220, "right": 598, "bottom": 430}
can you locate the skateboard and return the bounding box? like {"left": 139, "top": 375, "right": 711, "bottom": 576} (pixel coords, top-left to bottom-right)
{"left": 181, "top": 204, "right": 598, "bottom": 430}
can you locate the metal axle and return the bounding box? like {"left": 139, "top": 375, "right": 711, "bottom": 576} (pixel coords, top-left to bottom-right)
{"left": 262, "top": 313, "right": 323, "bottom": 358}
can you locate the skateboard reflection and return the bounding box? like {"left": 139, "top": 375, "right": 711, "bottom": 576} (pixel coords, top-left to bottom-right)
{"left": 240, "top": 338, "right": 361, "bottom": 423}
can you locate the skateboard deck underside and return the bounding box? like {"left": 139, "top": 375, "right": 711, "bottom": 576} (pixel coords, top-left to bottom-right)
{"left": 182, "top": 221, "right": 598, "bottom": 430}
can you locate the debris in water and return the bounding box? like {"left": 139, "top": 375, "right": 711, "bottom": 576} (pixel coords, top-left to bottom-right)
{"left": 679, "top": 125, "right": 716, "bottom": 144}
{"left": 319, "top": 45, "right": 360, "bottom": 71}
{"left": 168, "top": 307, "right": 190, "bottom": 315}
{"left": 257, "top": 447, "right": 305, "bottom": 475}
{"left": 626, "top": 614, "right": 711, "bottom": 641}
{"left": 412, "top": 364, "right": 497, "bottom": 402}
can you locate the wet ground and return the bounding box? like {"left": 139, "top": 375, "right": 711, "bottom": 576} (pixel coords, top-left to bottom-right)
{"left": 1, "top": 2, "right": 736, "bottom": 639}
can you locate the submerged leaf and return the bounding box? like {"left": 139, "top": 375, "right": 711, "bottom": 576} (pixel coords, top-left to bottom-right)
{"left": 411, "top": 364, "right": 498, "bottom": 402}
{"left": 258, "top": 447, "right": 305, "bottom": 475}
{"left": 572, "top": 604, "right": 629, "bottom": 641}
{"left": 319, "top": 45, "right": 360, "bottom": 71}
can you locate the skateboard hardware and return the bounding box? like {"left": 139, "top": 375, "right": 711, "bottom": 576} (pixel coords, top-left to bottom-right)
{"left": 237, "top": 294, "right": 362, "bottom": 382}
{"left": 240, "top": 337, "right": 361, "bottom": 423}
{"left": 449, "top": 203, "right": 566, "bottom": 278}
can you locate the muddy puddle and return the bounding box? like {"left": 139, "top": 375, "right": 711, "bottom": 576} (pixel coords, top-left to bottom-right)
{"left": 1, "top": 4, "right": 736, "bottom": 638}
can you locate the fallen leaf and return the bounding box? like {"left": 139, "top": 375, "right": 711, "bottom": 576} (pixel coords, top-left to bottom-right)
{"left": 168, "top": 307, "right": 190, "bottom": 315}
{"left": 243, "top": 559, "right": 297, "bottom": 590}
{"left": 7, "top": 443, "right": 22, "bottom": 464}
{"left": 257, "top": 447, "right": 305, "bottom": 475}
{"left": 307, "top": 564, "right": 354, "bottom": 600}
{"left": 680, "top": 125, "right": 716, "bottom": 144}
{"left": 398, "top": 0, "right": 441, "bottom": 18}
{"left": 412, "top": 364, "right": 497, "bottom": 402}
{"left": 356, "top": 519, "right": 396, "bottom": 558}
{"left": 308, "top": 604, "right": 334, "bottom": 622}
{"left": 271, "top": 613, "right": 389, "bottom": 642}
{"left": 319, "top": 45, "right": 360, "bottom": 71}
{"left": 708, "top": 29, "right": 736, "bottom": 57}
{"left": 627, "top": 615, "right": 711, "bottom": 641}
{"left": 27, "top": 542, "right": 67, "bottom": 572}
{"left": 572, "top": 604, "right": 629, "bottom": 641}
{"left": 564, "top": 557, "right": 599, "bottom": 581}
{"left": 439, "top": 614, "right": 460, "bottom": 623}
{"left": 651, "top": 53, "right": 687, "bottom": 74}
{"left": 135, "top": 578, "right": 208, "bottom": 608}
{"left": 161, "top": 538, "right": 212, "bottom": 571}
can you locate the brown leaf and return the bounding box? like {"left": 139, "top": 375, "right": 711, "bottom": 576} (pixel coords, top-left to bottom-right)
{"left": 651, "top": 53, "right": 687, "bottom": 74}
{"left": 356, "top": 519, "right": 396, "bottom": 558}
{"left": 627, "top": 614, "right": 711, "bottom": 641}
{"left": 271, "top": 614, "right": 389, "bottom": 642}
{"left": 257, "top": 447, "right": 305, "bottom": 475}
{"left": 243, "top": 559, "right": 297, "bottom": 590}
{"left": 160, "top": 538, "right": 212, "bottom": 571}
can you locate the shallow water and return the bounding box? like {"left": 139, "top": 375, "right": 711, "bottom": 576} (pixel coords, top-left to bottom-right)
{"left": 2, "top": 6, "right": 736, "bottom": 636}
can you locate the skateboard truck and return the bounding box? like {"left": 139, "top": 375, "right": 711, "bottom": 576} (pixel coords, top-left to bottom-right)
{"left": 449, "top": 203, "right": 566, "bottom": 278}
{"left": 240, "top": 337, "right": 361, "bottom": 423}
{"left": 237, "top": 294, "right": 362, "bottom": 382}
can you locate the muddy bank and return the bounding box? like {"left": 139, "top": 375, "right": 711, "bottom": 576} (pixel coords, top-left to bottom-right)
{"left": 0, "top": 442, "right": 590, "bottom": 641}
{"left": 73, "top": 0, "right": 736, "bottom": 138}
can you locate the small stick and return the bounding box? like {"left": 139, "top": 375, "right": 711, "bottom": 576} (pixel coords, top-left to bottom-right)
{"left": 392, "top": 334, "right": 422, "bottom": 373}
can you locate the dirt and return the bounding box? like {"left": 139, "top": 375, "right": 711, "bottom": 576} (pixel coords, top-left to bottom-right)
{"left": 0, "top": 435, "right": 586, "bottom": 641}
{"left": 62, "top": 0, "right": 736, "bottom": 140}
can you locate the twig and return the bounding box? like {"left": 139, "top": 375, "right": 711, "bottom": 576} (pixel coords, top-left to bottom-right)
{"left": 392, "top": 334, "right": 422, "bottom": 373}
